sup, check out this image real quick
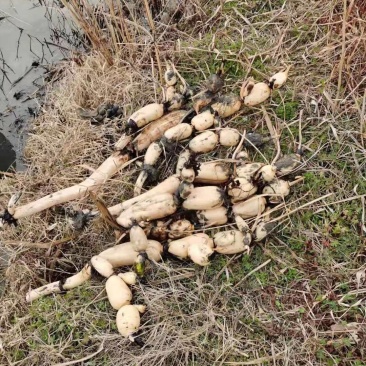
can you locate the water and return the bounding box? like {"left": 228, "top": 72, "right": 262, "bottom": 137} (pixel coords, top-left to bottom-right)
{"left": 0, "top": 0, "right": 73, "bottom": 172}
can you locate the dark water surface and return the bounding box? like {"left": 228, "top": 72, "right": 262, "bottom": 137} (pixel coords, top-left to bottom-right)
{"left": 0, "top": 1, "right": 72, "bottom": 171}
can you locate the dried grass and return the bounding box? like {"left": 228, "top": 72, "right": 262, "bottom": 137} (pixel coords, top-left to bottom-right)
{"left": 1, "top": 0, "right": 366, "bottom": 365}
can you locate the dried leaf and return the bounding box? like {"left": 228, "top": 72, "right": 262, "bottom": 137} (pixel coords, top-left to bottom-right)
{"left": 90, "top": 192, "right": 123, "bottom": 231}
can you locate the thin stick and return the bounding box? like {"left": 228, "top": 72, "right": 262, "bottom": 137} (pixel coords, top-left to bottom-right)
{"left": 143, "top": 0, "right": 156, "bottom": 36}
{"left": 269, "top": 192, "right": 334, "bottom": 224}
{"left": 234, "top": 259, "right": 272, "bottom": 289}
{"left": 232, "top": 130, "right": 246, "bottom": 159}
{"left": 262, "top": 106, "right": 281, "bottom": 164}
{"left": 316, "top": 194, "right": 366, "bottom": 208}
{"left": 170, "top": 61, "right": 188, "bottom": 89}
{"left": 288, "top": 176, "right": 304, "bottom": 187}
{"left": 154, "top": 45, "right": 163, "bottom": 86}
{"left": 336, "top": 0, "right": 348, "bottom": 103}
{"left": 298, "top": 109, "right": 303, "bottom": 153}
{"left": 0, "top": 171, "right": 15, "bottom": 177}
{"left": 52, "top": 342, "right": 104, "bottom": 366}
{"left": 3, "top": 236, "right": 75, "bottom": 249}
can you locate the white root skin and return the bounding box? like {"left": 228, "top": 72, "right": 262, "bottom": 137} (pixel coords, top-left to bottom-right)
{"left": 234, "top": 215, "right": 250, "bottom": 233}
{"left": 274, "top": 154, "right": 301, "bottom": 175}
{"left": 211, "top": 95, "right": 242, "bottom": 118}
{"left": 165, "top": 86, "right": 177, "bottom": 101}
{"left": 188, "top": 242, "right": 214, "bottom": 266}
{"left": 255, "top": 221, "right": 271, "bottom": 241}
{"left": 244, "top": 82, "right": 271, "bottom": 107}
{"left": 134, "top": 171, "right": 148, "bottom": 197}
{"left": 164, "top": 124, "right": 193, "bottom": 142}
{"left": 145, "top": 240, "right": 164, "bottom": 262}
{"left": 116, "top": 193, "right": 177, "bottom": 228}
{"left": 240, "top": 78, "right": 255, "bottom": 99}
{"left": 168, "top": 219, "right": 194, "bottom": 239}
{"left": 183, "top": 186, "right": 224, "bottom": 210}
{"left": 118, "top": 272, "right": 137, "bottom": 285}
{"left": 134, "top": 142, "right": 162, "bottom": 196}
{"left": 168, "top": 239, "right": 190, "bottom": 258}
{"left": 218, "top": 128, "right": 241, "bottom": 147}
{"left": 258, "top": 165, "right": 277, "bottom": 182}
{"left": 168, "top": 233, "right": 212, "bottom": 259}
{"left": 213, "top": 230, "right": 250, "bottom": 255}
{"left": 194, "top": 161, "right": 231, "bottom": 184}
{"left": 62, "top": 264, "right": 93, "bottom": 290}
{"left": 192, "top": 91, "right": 214, "bottom": 114}
{"left": 108, "top": 175, "right": 180, "bottom": 217}
{"left": 235, "top": 162, "right": 264, "bottom": 180}
{"left": 144, "top": 142, "right": 163, "bottom": 165}
{"left": 228, "top": 177, "right": 258, "bottom": 203}
{"left": 99, "top": 242, "right": 141, "bottom": 267}
{"left": 128, "top": 103, "right": 165, "bottom": 128}
{"left": 168, "top": 93, "right": 185, "bottom": 111}
{"left": 26, "top": 264, "right": 92, "bottom": 302}
{"left": 26, "top": 281, "right": 62, "bottom": 303}
{"left": 164, "top": 66, "right": 177, "bottom": 86}
{"left": 12, "top": 152, "right": 129, "bottom": 220}
{"left": 130, "top": 225, "right": 149, "bottom": 252}
{"left": 189, "top": 131, "right": 218, "bottom": 153}
{"left": 106, "top": 275, "right": 132, "bottom": 310}
{"left": 181, "top": 167, "right": 195, "bottom": 183}
{"left": 133, "top": 110, "right": 186, "bottom": 152}
{"left": 115, "top": 134, "right": 132, "bottom": 150}
{"left": 178, "top": 182, "right": 194, "bottom": 199}
{"left": 233, "top": 196, "right": 267, "bottom": 219}
{"left": 176, "top": 150, "right": 191, "bottom": 175}
{"left": 91, "top": 256, "right": 114, "bottom": 278}
{"left": 99, "top": 240, "right": 162, "bottom": 267}
{"left": 269, "top": 66, "right": 290, "bottom": 89}
{"left": 197, "top": 206, "right": 228, "bottom": 226}
{"left": 134, "top": 304, "right": 147, "bottom": 313}
{"left": 236, "top": 150, "right": 250, "bottom": 161}
{"left": 262, "top": 179, "right": 290, "bottom": 203}
{"left": 116, "top": 304, "right": 141, "bottom": 338}
{"left": 7, "top": 192, "right": 21, "bottom": 215}
{"left": 191, "top": 109, "right": 215, "bottom": 131}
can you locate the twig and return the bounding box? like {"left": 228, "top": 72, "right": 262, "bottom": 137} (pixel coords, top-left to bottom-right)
{"left": 336, "top": 0, "right": 348, "bottom": 103}
{"left": 225, "top": 352, "right": 285, "bottom": 364}
{"left": 298, "top": 109, "right": 303, "bottom": 153}
{"left": 143, "top": 0, "right": 156, "bottom": 36}
{"left": 269, "top": 192, "right": 334, "bottom": 225}
{"left": 3, "top": 236, "right": 75, "bottom": 249}
{"left": 315, "top": 194, "right": 366, "bottom": 208}
{"left": 234, "top": 259, "right": 271, "bottom": 288}
{"left": 154, "top": 45, "right": 163, "bottom": 86}
{"left": 0, "top": 171, "right": 15, "bottom": 177}
{"left": 52, "top": 342, "right": 104, "bottom": 366}
{"left": 262, "top": 106, "right": 281, "bottom": 164}
{"left": 0, "top": 8, "right": 31, "bottom": 26}
{"left": 232, "top": 130, "right": 246, "bottom": 159}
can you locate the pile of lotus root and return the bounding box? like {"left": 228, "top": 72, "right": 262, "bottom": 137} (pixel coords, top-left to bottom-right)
{"left": 1, "top": 62, "right": 301, "bottom": 343}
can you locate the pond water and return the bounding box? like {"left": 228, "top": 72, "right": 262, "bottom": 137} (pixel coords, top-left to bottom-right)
{"left": 0, "top": 0, "right": 73, "bottom": 172}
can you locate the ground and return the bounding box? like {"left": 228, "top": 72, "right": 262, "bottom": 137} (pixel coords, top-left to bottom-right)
{"left": 0, "top": 0, "right": 365, "bottom": 365}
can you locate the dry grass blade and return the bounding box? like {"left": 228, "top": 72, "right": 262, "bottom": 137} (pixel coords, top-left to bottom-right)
{"left": 336, "top": 0, "right": 348, "bottom": 102}
{"left": 52, "top": 342, "right": 104, "bottom": 366}
{"left": 3, "top": 236, "right": 75, "bottom": 249}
